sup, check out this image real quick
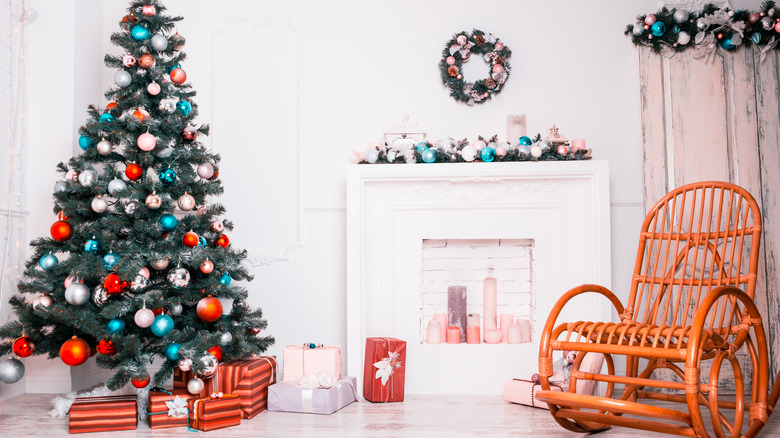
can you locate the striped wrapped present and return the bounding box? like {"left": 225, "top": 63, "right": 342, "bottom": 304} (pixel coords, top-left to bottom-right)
{"left": 68, "top": 395, "right": 138, "bottom": 434}
{"left": 148, "top": 389, "right": 200, "bottom": 429}
{"left": 191, "top": 394, "right": 241, "bottom": 431}
{"left": 216, "top": 357, "right": 276, "bottom": 418}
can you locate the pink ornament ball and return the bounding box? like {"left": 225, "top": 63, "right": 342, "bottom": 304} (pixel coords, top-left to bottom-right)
{"left": 492, "top": 64, "right": 504, "bottom": 74}
{"left": 644, "top": 14, "right": 656, "bottom": 25}
{"left": 456, "top": 74, "right": 462, "bottom": 80}
{"left": 196, "top": 206, "right": 208, "bottom": 217}
{"left": 557, "top": 145, "right": 569, "bottom": 155}
{"left": 472, "top": 140, "right": 486, "bottom": 151}
{"left": 197, "top": 162, "right": 214, "bottom": 179}
{"left": 456, "top": 35, "right": 467, "bottom": 46}
{"left": 446, "top": 56, "right": 456, "bottom": 66}
{"left": 775, "top": 22, "right": 780, "bottom": 32}
{"left": 749, "top": 13, "right": 761, "bottom": 24}
{"left": 495, "top": 42, "right": 504, "bottom": 51}
{"left": 147, "top": 82, "right": 161, "bottom": 95}
{"left": 138, "top": 266, "right": 151, "bottom": 280}
{"left": 495, "top": 145, "right": 507, "bottom": 157}
{"left": 137, "top": 133, "right": 157, "bottom": 151}
{"left": 66, "top": 169, "right": 79, "bottom": 181}
{"left": 122, "top": 54, "right": 136, "bottom": 67}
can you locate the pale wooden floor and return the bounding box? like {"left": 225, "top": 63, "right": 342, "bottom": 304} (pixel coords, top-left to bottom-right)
{"left": 0, "top": 393, "right": 778, "bottom": 437}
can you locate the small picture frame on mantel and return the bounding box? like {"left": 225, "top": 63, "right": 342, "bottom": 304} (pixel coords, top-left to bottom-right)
{"left": 384, "top": 115, "right": 427, "bottom": 150}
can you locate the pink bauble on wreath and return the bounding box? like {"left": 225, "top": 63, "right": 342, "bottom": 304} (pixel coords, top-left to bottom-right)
{"left": 495, "top": 42, "right": 504, "bottom": 51}
{"left": 147, "top": 82, "right": 161, "bottom": 95}
{"left": 456, "top": 35, "right": 467, "bottom": 45}
{"left": 137, "top": 133, "right": 157, "bottom": 151}
{"left": 446, "top": 56, "right": 456, "bottom": 65}
{"left": 492, "top": 64, "right": 504, "bottom": 74}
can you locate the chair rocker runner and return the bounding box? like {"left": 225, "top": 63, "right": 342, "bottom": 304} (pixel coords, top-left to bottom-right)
{"left": 537, "top": 181, "right": 780, "bottom": 437}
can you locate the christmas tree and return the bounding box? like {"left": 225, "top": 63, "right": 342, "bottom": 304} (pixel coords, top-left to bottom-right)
{"left": 0, "top": 0, "right": 273, "bottom": 389}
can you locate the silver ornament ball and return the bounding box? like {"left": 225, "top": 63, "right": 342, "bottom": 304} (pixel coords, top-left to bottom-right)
{"left": 538, "top": 139, "right": 553, "bottom": 151}
{"left": 159, "top": 99, "right": 176, "bottom": 114}
{"left": 178, "top": 357, "right": 193, "bottom": 372}
{"left": 0, "top": 357, "right": 25, "bottom": 384}
{"left": 177, "top": 193, "right": 195, "bottom": 211}
{"left": 130, "top": 274, "right": 148, "bottom": 292}
{"left": 218, "top": 332, "right": 233, "bottom": 346}
{"left": 762, "top": 17, "right": 775, "bottom": 31}
{"left": 78, "top": 170, "right": 98, "bottom": 187}
{"left": 96, "top": 140, "right": 113, "bottom": 156}
{"left": 108, "top": 179, "right": 127, "bottom": 195}
{"left": 195, "top": 354, "right": 218, "bottom": 378}
{"left": 65, "top": 283, "right": 90, "bottom": 305}
{"left": 169, "top": 303, "right": 183, "bottom": 316}
{"left": 54, "top": 181, "right": 68, "bottom": 193}
{"left": 673, "top": 9, "right": 689, "bottom": 23}
{"left": 167, "top": 267, "right": 190, "bottom": 288}
{"left": 31, "top": 294, "right": 52, "bottom": 309}
{"left": 151, "top": 34, "right": 168, "bottom": 51}
{"left": 92, "top": 285, "right": 108, "bottom": 306}
{"left": 151, "top": 258, "right": 169, "bottom": 270}
{"left": 187, "top": 377, "right": 204, "bottom": 394}
{"left": 114, "top": 70, "right": 132, "bottom": 87}
{"left": 91, "top": 197, "right": 108, "bottom": 213}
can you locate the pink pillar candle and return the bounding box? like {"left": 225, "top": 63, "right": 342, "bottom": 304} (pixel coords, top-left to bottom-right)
{"left": 483, "top": 277, "right": 497, "bottom": 330}
{"left": 427, "top": 318, "right": 441, "bottom": 344}
{"left": 446, "top": 326, "right": 461, "bottom": 344}
{"left": 466, "top": 326, "right": 480, "bottom": 344}
{"left": 571, "top": 138, "right": 586, "bottom": 152}
{"left": 434, "top": 313, "right": 447, "bottom": 343}
{"left": 507, "top": 323, "right": 522, "bottom": 344}
{"left": 517, "top": 318, "right": 532, "bottom": 343}
{"left": 500, "top": 313, "right": 514, "bottom": 344}
{"left": 484, "top": 328, "right": 502, "bottom": 344}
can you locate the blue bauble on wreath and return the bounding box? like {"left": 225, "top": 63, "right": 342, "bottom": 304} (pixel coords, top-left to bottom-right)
{"left": 107, "top": 318, "right": 125, "bottom": 335}
{"left": 650, "top": 21, "right": 666, "bottom": 37}
{"left": 721, "top": 38, "right": 736, "bottom": 50}
{"left": 159, "top": 214, "right": 178, "bottom": 231}
{"left": 158, "top": 168, "right": 177, "bottom": 185}
{"left": 421, "top": 148, "right": 437, "bottom": 163}
{"left": 481, "top": 146, "right": 496, "bottom": 162}
{"left": 165, "top": 343, "right": 182, "bottom": 361}
{"left": 151, "top": 314, "right": 174, "bottom": 336}
{"left": 39, "top": 253, "right": 58, "bottom": 271}
{"left": 130, "top": 24, "right": 150, "bottom": 41}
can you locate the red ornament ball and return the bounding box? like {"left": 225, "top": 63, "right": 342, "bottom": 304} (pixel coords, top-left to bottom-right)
{"left": 182, "top": 231, "right": 200, "bottom": 248}
{"left": 169, "top": 68, "right": 187, "bottom": 85}
{"left": 50, "top": 220, "right": 74, "bottom": 242}
{"left": 152, "top": 307, "right": 164, "bottom": 316}
{"left": 248, "top": 327, "right": 262, "bottom": 335}
{"left": 215, "top": 234, "right": 230, "bottom": 248}
{"left": 96, "top": 339, "right": 116, "bottom": 356}
{"left": 12, "top": 336, "right": 36, "bottom": 357}
{"left": 103, "top": 273, "right": 128, "bottom": 295}
{"left": 60, "top": 336, "right": 90, "bottom": 366}
{"left": 131, "top": 373, "right": 150, "bottom": 388}
{"left": 138, "top": 53, "right": 155, "bottom": 69}
{"left": 133, "top": 108, "right": 150, "bottom": 122}
{"left": 105, "top": 101, "right": 118, "bottom": 111}
{"left": 207, "top": 345, "right": 223, "bottom": 362}
{"left": 196, "top": 296, "right": 223, "bottom": 322}
{"left": 182, "top": 126, "right": 197, "bottom": 142}
{"left": 125, "top": 163, "right": 143, "bottom": 181}
{"left": 200, "top": 259, "right": 214, "bottom": 274}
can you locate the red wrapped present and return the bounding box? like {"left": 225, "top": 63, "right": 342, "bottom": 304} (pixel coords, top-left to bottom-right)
{"left": 363, "top": 337, "right": 406, "bottom": 403}
{"left": 215, "top": 357, "right": 277, "bottom": 418}
{"left": 191, "top": 394, "right": 242, "bottom": 431}
{"left": 148, "top": 389, "right": 200, "bottom": 429}
{"left": 68, "top": 395, "right": 138, "bottom": 434}
{"left": 173, "top": 368, "right": 211, "bottom": 398}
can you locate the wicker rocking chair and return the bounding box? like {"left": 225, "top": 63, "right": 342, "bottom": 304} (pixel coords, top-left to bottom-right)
{"left": 537, "top": 181, "right": 780, "bottom": 437}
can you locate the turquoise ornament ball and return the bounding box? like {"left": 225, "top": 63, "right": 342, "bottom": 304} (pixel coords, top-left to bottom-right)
{"left": 151, "top": 314, "right": 174, "bottom": 336}
{"left": 198, "top": 236, "right": 207, "bottom": 247}
{"left": 752, "top": 32, "right": 762, "bottom": 44}
{"left": 158, "top": 168, "right": 177, "bottom": 184}
{"left": 130, "top": 24, "right": 150, "bottom": 41}
{"left": 78, "top": 135, "right": 96, "bottom": 150}
{"left": 84, "top": 239, "right": 100, "bottom": 253}
{"left": 107, "top": 318, "right": 125, "bottom": 335}
{"left": 166, "top": 63, "right": 181, "bottom": 74}
{"left": 39, "top": 254, "right": 58, "bottom": 271}
{"left": 721, "top": 38, "right": 736, "bottom": 50}
{"left": 165, "top": 343, "right": 182, "bottom": 361}
{"left": 219, "top": 273, "right": 232, "bottom": 286}
{"left": 176, "top": 100, "right": 191, "bottom": 116}
{"left": 651, "top": 21, "right": 666, "bottom": 37}
{"left": 518, "top": 136, "right": 532, "bottom": 146}
{"left": 103, "top": 253, "right": 120, "bottom": 270}
{"left": 99, "top": 113, "right": 115, "bottom": 123}
{"left": 481, "top": 146, "right": 496, "bottom": 162}
{"left": 159, "top": 214, "right": 178, "bottom": 231}
{"left": 416, "top": 142, "right": 428, "bottom": 151}
{"left": 421, "top": 148, "right": 437, "bottom": 163}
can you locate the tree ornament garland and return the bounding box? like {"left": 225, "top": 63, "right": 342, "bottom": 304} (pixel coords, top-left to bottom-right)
{"left": 626, "top": 1, "right": 780, "bottom": 62}
{"left": 439, "top": 30, "right": 511, "bottom": 105}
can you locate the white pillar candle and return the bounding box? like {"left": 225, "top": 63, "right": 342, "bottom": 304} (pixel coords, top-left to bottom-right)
{"left": 434, "top": 313, "right": 447, "bottom": 343}
{"left": 500, "top": 313, "right": 514, "bottom": 344}
{"left": 483, "top": 277, "right": 497, "bottom": 331}
{"left": 517, "top": 318, "right": 532, "bottom": 343}
{"left": 507, "top": 323, "right": 522, "bottom": 344}
{"left": 427, "top": 318, "right": 441, "bottom": 344}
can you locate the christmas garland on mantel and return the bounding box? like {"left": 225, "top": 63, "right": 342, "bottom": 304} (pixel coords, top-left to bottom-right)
{"left": 626, "top": 1, "right": 780, "bottom": 61}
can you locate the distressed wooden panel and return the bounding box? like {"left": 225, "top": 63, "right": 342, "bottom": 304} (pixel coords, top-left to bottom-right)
{"left": 638, "top": 46, "right": 778, "bottom": 386}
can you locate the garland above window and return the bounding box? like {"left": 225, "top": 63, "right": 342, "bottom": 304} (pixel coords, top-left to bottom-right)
{"left": 439, "top": 29, "right": 511, "bottom": 105}
{"left": 625, "top": 1, "right": 780, "bottom": 62}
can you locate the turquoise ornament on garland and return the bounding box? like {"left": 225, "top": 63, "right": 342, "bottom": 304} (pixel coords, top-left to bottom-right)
{"left": 130, "top": 24, "right": 149, "bottom": 41}
{"left": 421, "top": 148, "right": 437, "bottom": 163}
{"left": 481, "top": 146, "right": 496, "bottom": 162}
{"left": 518, "top": 136, "right": 533, "bottom": 146}
{"left": 650, "top": 21, "right": 666, "bottom": 37}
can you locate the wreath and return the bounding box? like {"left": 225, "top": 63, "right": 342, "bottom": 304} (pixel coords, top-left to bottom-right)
{"left": 439, "top": 30, "right": 511, "bottom": 105}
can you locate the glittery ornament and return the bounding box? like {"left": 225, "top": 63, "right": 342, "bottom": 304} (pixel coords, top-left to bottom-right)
{"left": 54, "top": 181, "right": 67, "bottom": 193}
{"left": 151, "top": 34, "right": 168, "bottom": 51}
{"left": 0, "top": 358, "right": 24, "bottom": 384}
{"left": 108, "top": 179, "right": 126, "bottom": 195}
{"left": 12, "top": 337, "right": 35, "bottom": 357}
{"left": 195, "top": 354, "right": 218, "bottom": 378}
{"left": 167, "top": 267, "right": 190, "bottom": 288}
{"left": 96, "top": 339, "right": 116, "bottom": 355}
{"left": 65, "top": 283, "right": 90, "bottom": 305}
{"left": 152, "top": 258, "right": 169, "bottom": 270}
{"left": 134, "top": 307, "right": 155, "bottom": 328}
{"left": 196, "top": 296, "right": 223, "bottom": 322}
{"left": 124, "top": 201, "right": 137, "bottom": 215}
{"left": 145, "top": 192, "right": 162, "bottom": 209}
{"left": 158, "top": 168, "right": 177, "bottom": 184}
{"left": 187, "top": 377, "right": 204, "bottom": 394}
{"left": 114, "top": 70, "right": 132, "bottom": 87}
{"left": 92, "top": 285, "right": 108, "bottom": 306}
{"left": 137, "top": 132, "right": 157, "bottom": 151}
{"left": 177, "top": 193, "right": 195, "bottom": 211}
{"left": 169, "top": 303, "right": 183, "bottom": 316}
{"left": 196, "top": 162, "right": 214, "bottom": 179}
{"left": 60, "top": 336, "right": 90, "bottom": 366}
{"left": 151, "top": 314, "right": 174, "bottom": 336}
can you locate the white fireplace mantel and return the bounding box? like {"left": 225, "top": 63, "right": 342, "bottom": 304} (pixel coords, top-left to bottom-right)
{"left": 346, "top": 161, "right": 611, "bottom": 394}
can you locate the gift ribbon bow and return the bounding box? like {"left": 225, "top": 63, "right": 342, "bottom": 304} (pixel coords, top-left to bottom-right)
{"left": 374, "top": 350, "right": 402, "bottom": 386}
{"left": 166, "top": 395, "right": 189, "bottom": 418}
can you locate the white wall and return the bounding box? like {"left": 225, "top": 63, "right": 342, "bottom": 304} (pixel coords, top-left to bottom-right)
{"left": 6, "top": 0, "right": 764, "bottom": 395}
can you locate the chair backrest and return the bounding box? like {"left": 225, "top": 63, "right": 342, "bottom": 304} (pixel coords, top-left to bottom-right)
{"left": 626, "top": 182, "right": 762, "bottom": 332}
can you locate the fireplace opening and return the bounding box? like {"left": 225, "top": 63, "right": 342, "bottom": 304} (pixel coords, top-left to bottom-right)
{"left": 420, "top": 238, "right": 535, "bottom": 345}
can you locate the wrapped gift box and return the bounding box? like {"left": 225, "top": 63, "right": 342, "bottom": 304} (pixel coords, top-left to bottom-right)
{"left": 503, "top": 379, "right": 563, "bottom": 409}
{"left": 191, "top": 395, "right": 242, "bottom": 432}
{"left": 268, "top": 376, "right": 358, "bottom": 415}
{"left": 148, "top": 389, "right": 200, "bottom": 429}
{"left": 363, "top": 337, "right": 406, "bottom": 403}
{"left": 173, "top": 368, "right": 211, "bottom": 398}
{"left": 68, "top": 395, "right": 138, "bottom": 434}
{"left": 216, "top": 357, "right": 277, "bottom": 418}
{"left": 282, "top": 345, "right": 341, "bottom": 383}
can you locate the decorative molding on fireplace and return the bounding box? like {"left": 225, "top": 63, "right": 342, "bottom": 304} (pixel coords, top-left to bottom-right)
{"left": 347, "top": 161, "right": 612, "bottom": 394}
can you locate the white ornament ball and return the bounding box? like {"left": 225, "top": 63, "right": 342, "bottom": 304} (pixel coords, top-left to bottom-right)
{"left": 366, "top": 149, "right": 379, "bottom": 164}
{"left": 151, "top": 258, "right": 170, "bottom": 270}
{"left": 78, "top": 170, "right": 98, "bottom": 187}
{"left": 218, "top": 332, "right": 233, "bottom": 346}
{"left": 96, "top": 140, "right": 113, "bottom": 156}
{"left": 159, "top": 99, "right": 176, "bottom": 114}
{"left": 530, "top": 145, "right": 543, "bottom": 158}
{"left": 677, "top": 31, "right": 691, "bottom": 46}
{"left": 472, "top": 140, "right": 486, "bottom": 151}
{"left": 177, "top": 193, "right": 195, "bottom": 211}
{"left": 147, "top": 82, "right": 161, "bottom": 95}
{"left": 31, "top": 294, "right": 52, "bottom": 309}
{"left": 674, "top": 9, "right": 689, "bottom": 23}
{"left": 169, "top": 303, "right": 183, "bottom": 316}
{"left": 151, "top": 34, "right": 168, "bottom": 51}
{"left": 134, "top": 307, "right": 155, "bottom": 328}
{"left": 178, "top": 358, "right": 193, "bottom": 372}
{"left": 108, "top": 179, "right": 127, "bottom": 195}
{"left": 461, "top": 145, "right": 477, "bottom": 162}
{"left": 91, "top": 197, "right": 108, "bottom": 213}
{"left": 114, "top": 70, "right": 132, "bottom": 87}
{"left": 187, "top": 377, "right": 204, "bottom": 394}
{"left": 196, "top": 162, "right": 214, "bottom": 179}
{"left": 65, "top": 283, "right": 90, "bottom": 305}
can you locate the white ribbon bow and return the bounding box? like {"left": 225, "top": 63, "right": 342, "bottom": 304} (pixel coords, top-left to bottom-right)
{"left": 165, "top": 395, "right": 188, "bottom": 418}
{"left": 374, "top": 350, "right": 402, "bottom": 386}
{"left": 297, "top": 372, "right": 337, "bottom": 389}
{"left": 760, "top": 36, "right": 778, "bottom": 63}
